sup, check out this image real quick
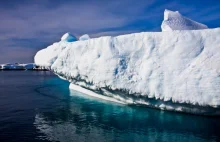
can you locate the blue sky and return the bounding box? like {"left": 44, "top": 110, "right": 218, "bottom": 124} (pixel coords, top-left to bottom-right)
{"left": 0, "top": 0, "right": 219, "bottom": 63}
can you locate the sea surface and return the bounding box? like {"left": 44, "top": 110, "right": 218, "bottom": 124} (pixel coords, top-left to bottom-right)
{"left": 0, "top": 71, "right": 219, "bottom": 142}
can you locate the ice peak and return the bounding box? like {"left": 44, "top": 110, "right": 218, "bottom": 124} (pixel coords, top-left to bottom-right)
{"left": 164, "top": 9, "right": 179, "bottom": 13}
{"left": 61, "top": 32, "right": 77, "bottom": 42}
{"left": 164, "top": 9, "right": 180, "bottom": 20}
{"left": 161, "top": 9, "right": 208, "bottom": 31}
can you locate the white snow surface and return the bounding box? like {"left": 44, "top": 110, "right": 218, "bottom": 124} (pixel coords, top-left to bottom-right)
{"left": 35, "top": 28, "right": 220, "bottom": 109}
{"left": 161, "top": 9, "right": 208, "bottom": 31}
{"left": 79, "top": 34, "right": 90, "bottom": 41}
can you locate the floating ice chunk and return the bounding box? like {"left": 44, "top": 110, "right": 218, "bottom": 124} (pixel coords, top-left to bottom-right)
{"left": 79, "top": 34, "right": 90, "bottom": 41}
{"left": 61, "top": 33, "right": 77, "bottom": 42}
{"left": 161, "top": 9, "right": 208, "bottom": 31}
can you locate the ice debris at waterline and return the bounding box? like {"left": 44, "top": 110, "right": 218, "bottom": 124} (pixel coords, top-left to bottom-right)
{"left": 34, "top": 11, "right": 219, "bottom": 115}
{"left": 161, "top": 9, "right": 208, "bottom": 31}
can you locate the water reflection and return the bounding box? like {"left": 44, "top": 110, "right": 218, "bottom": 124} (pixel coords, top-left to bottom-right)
{"left": 34, "top": 89, "right": 220, "bottom": 142}
{"left": 1, "top": 71, "right": 218, "bottom": 142}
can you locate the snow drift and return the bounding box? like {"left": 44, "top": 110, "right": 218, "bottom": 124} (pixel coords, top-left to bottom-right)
{"left": 161, "top": 9, "right": 208, "bottom": 31}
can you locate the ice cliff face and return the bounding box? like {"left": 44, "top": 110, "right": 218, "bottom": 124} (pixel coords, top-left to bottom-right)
{"left": 161, "top": 9, "right": 208, "bottom": 31}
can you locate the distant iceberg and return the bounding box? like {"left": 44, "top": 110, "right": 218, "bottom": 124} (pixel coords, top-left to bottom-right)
{"left": 161, "top": 9, "right": 208, "bottom": 31}
{"left": 34, "top": 10, "right": 220, "bottom": 115}
{"left": 20, "top": 63, "right": 36, "bottom": 70}
{"left": 0, "top": 63, "right": 36, "bottom": 70}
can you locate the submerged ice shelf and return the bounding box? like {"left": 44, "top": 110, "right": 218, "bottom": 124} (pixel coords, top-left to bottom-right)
{"left": 35, "top": 10, "right": 220, "bottom": 115}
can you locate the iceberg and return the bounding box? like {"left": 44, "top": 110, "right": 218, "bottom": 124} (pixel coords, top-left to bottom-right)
{"left": 34, "top": 12, "right": 220, "bottom": 115}
{"left": 161, "top": 9, "right": 208, "bottom": 31}
{"left": 79, "top": 34, "right": 90, "bottom": 41}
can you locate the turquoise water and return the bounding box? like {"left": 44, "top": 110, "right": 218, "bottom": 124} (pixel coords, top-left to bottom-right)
{"left": 0, "top": 71, "right": 219, "bottom": 142}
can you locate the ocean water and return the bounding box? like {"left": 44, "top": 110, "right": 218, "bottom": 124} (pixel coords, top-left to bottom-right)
{"left": 0, "top": 71, "right": 219, "bottom": 142}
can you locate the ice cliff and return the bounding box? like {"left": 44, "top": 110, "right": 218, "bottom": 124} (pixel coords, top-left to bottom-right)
{"left": 34, "top": 11, "right": 219, "bottom": 115}
{"left": 161, "top": 9, "right": 208, "bottom": 31}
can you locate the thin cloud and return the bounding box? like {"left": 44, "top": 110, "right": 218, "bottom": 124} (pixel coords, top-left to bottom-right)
{"left": 0, "top": 0, "right": 156, "bottom": 63}
{"left": 0, "top": 0, "right": 154, "bottom": 40}
{"left": 0, "top": 0, "right": 219, "bottom": 63}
